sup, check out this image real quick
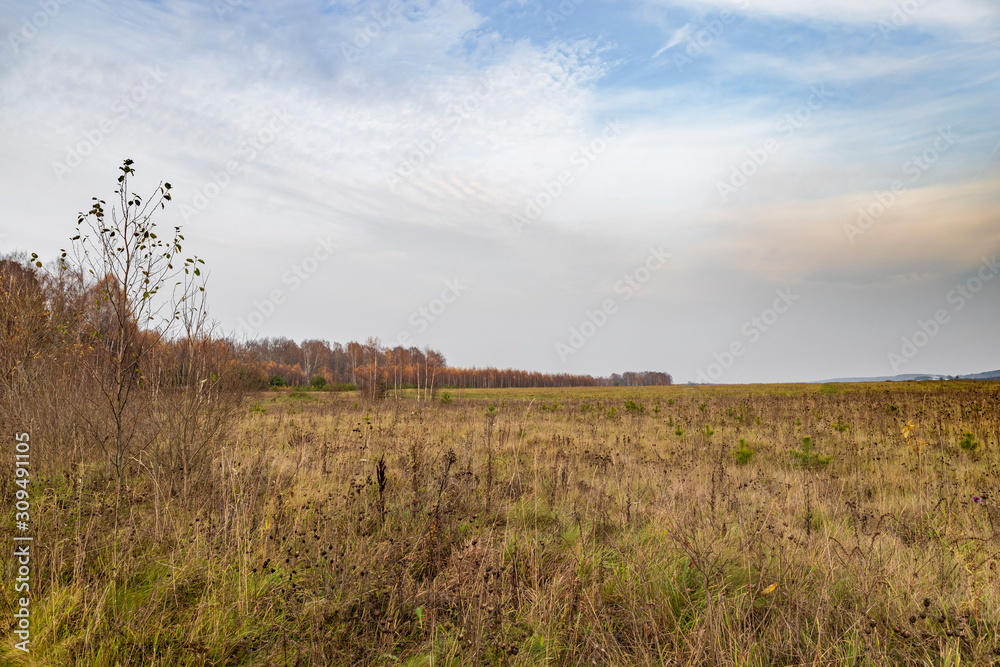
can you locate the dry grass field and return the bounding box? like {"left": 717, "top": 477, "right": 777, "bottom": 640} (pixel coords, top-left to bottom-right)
{"left": 3, "top": 381, "right": 1000, "bottom": 666}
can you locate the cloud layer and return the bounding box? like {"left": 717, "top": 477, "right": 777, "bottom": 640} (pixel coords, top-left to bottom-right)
{"left": 1, "top": 0, "right": 998, "bottom": 382}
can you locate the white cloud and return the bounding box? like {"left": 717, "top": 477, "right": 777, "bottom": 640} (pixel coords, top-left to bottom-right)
{"left": 646, "top": 0, "right": 999, "bottom": 35}
{"left": 2, "top": 0, "right": 998, "bottom": 381}
{"left": 652, "top": 22, "right": 693, "bottom": 58}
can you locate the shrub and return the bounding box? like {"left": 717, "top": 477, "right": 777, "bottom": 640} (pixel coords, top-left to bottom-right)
{"left": 269, "top": 374, "right": 288, "bottom": 387}
{"left": 623, "top": 399, "right": 645, "bottom": 415}
{"left": 959, "top": 432, "right": 979, "bottom": 452}
{"left": 790, "top": 436, "right": 831, "bottom": 470}
{"left": 734, "top": 438, "right": 755, "bottom": 465}
{"left": 310, "top": 374, "right": 327, "bottom": 389}
{"left": 439, "top": 392, "right": 453, "bottom": 405}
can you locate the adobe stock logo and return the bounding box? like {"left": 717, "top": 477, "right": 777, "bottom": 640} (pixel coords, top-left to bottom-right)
{"left": 395, "top": 278, "right": 468, "bottom": 348}
{"left": 51, "top": 67, "right": 168, "bottom": 181}
{"left": 717, "top": 85, "right": 833, "bottom": 203}
{"left": 844, "top": 128, "right": 960, "bottom": 244}
{"left": 512, "top": 119, "right": 626, "bottom": 232}
{"left": 877, "top": 0, "right": 927, "bottom": 39}
{"left": 887, "top": 255, "right": 998, "bottom": 372}
{"left": 236, "top": 235, "right": 337, "bottom": 336}
{"left": 7, "top": 0, "right": 70, "bottom": 56}
{"left": 385, "top": 76, "right": 500, "bottom": 190}
{"left": 695, "top": 288, "right": 800, "bottom": 383}
{"left": 545, "top": 0, "right": 588, "bottom": 30}
{"left": 555, "top": 246, "right": 670, "bottom": 362}
{"left": 179, "top": 108, "right": 293, "bottom": 221}
{"left": 669, "top": 11, "right": 738, "bottom": 73}
{"left": 339, "top": 0, "right": 407, "bottom": 63}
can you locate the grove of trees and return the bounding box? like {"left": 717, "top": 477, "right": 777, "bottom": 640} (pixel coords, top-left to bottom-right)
{"left": 245, "top": 336, "right": 672, "bottom": 398}
{"left": 1, "top": 161, "right": 672, "bottom": 446}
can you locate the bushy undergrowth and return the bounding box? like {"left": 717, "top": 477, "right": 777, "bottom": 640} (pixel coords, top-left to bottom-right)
{"left": 2, "top": 383, "right": 1000, "bottom": 665}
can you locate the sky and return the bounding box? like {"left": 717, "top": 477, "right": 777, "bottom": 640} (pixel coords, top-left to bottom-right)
{"left": 1, "top": 0, "right": 998, "bottom": 383}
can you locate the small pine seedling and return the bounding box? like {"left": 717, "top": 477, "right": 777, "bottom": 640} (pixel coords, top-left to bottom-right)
{"left": 959, "top": 433, "right": 979, "bottom": 452}
{"left": 734, "top": 438, "right": 755, "bottom": 465}
{"left": 790, "top": 436, "right": 831, "bottom": 470}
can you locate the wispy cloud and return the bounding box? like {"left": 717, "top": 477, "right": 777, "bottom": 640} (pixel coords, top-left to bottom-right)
{"left": 1, "top": 0, "right": 998, "bottom": 381}
{"left": 652, "top": 22, "right": 693, "bottom": 58}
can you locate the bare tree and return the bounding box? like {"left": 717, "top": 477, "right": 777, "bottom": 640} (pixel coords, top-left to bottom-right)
{"left": 52, "top": 159, "right": 201, "bottom": 499}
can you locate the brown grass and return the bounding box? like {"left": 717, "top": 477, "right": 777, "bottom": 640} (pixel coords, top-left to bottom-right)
{"left": 2, "top": 381, "right": 999, "bottom": 666}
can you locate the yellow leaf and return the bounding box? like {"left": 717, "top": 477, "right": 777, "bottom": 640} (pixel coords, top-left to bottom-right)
{"left": 761, "top": 583, "right": 778, "bottom": 595}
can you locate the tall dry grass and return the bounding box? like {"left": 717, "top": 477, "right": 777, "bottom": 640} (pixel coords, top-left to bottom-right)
{"left": 2, "top": 382, "right": 998, "bottom": 665}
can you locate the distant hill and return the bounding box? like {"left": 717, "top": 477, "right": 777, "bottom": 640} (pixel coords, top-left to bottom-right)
{"left": 959, "top": 369, "right": 1000, "bottom": 380}
{"left": 819, "top": 370, "right": 1000, "bottom": 383}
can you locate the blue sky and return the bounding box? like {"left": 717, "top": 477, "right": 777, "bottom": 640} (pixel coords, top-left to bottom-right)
{"left": 1, "top": 0, "right": 998, "bottom": 382}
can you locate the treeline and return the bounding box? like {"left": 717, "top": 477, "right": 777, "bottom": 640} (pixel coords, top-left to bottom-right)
{"left": 2, "top": 159, "right": 670, "bottom": 416}
{"left": 245, "top": 337, "right": 672, "bottom": 395}
{"left": 2, "top": 158, "right": 673, "bottom": 513}
{"left": 1, "top": 252, "right": 671, "bottom": 409}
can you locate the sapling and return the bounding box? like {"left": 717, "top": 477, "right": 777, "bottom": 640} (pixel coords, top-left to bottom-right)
{"left": 790, "top": 436, "right": 831, "bottom": 470}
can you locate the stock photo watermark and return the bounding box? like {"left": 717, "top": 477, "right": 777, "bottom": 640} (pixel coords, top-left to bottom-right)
{"left": 179, "top": 108, "right": 293, "bottom": 222}
{"left": 214, "top": 0, "right": 242, "bottom": 19}
{"left": 385, "top": 74, "right": 504, "bottom": 190}
{"left": 512, "top": 118, "right": 626, "bottom": 232}
{"left": 236, "top": 235, "right": 337, "bottom": 336}
{"left": 887, "top": 255, "right": 998, "bottom": 373}
{"left": 12, "top": 432, "right": 33, "bottom": 653}
{"left": 843, "top": 127, "right": 959, "bottom": 244}
{"left": 7, "top": 0, "right": 70, "bottom": 56}
{"left": 339, "top": 0, "right": 407, "bottom": 63}
{"left": 555, "top": 246, "right": 670, "bottom": 362}
{"left": 51, "top": 67, "right": 168, "bottom": 182}
{"left": 717, "top": 85, "right": 833, "bottom": 203}
{"left": 877, "top": 0, "right": 927, "bottom": 39}
{"left": 665, "top": 11, "right": 736, "bottom": 72}
{"left": 546, "top": 0, "right": 589, "bottom": 29}
{"left": 395, "top": 278, "right": 468, "bottom": 348}
{"left": 652, "top": 0, "right": 748, "bottom": 71}
{"left": 694, "top": 288, "right": 800, "bottom": 383}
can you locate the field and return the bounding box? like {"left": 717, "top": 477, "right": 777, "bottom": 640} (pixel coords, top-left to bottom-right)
{"left": 3, "top": 382, "right": 999, "bottom": 666}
